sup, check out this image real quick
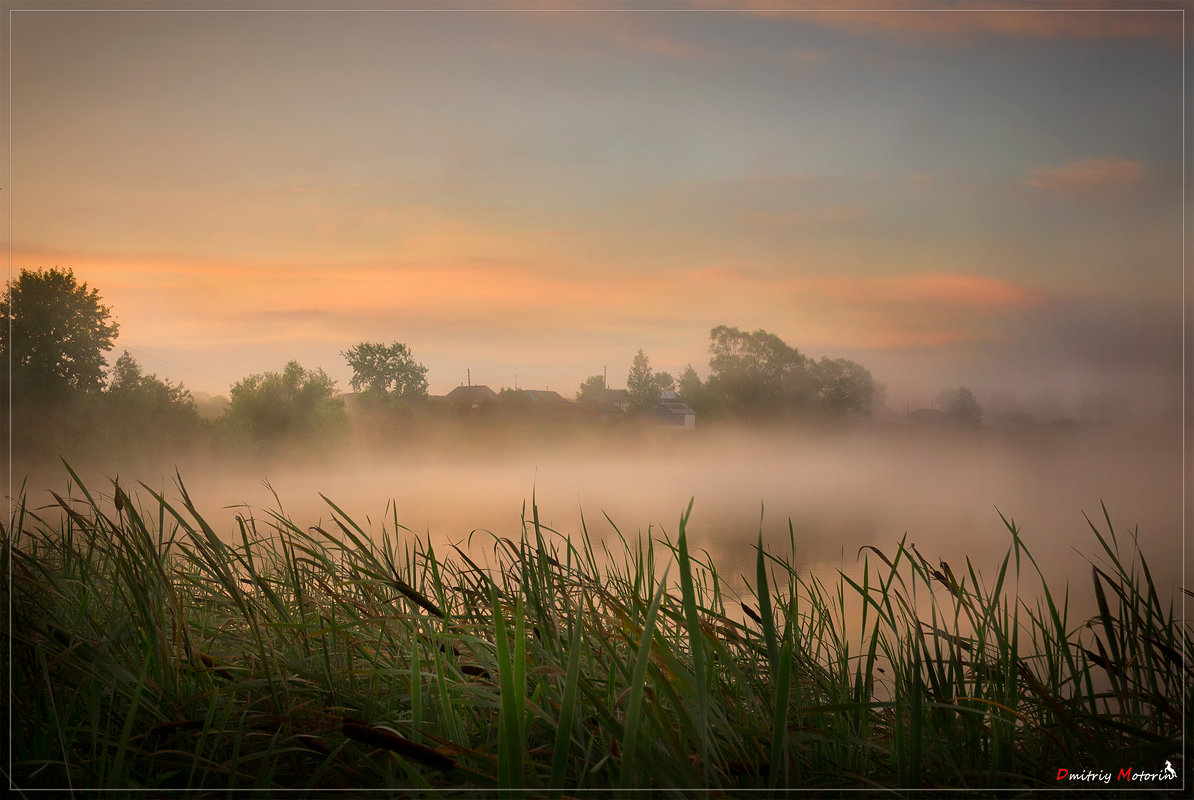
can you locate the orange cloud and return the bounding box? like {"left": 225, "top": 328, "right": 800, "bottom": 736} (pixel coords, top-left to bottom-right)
{"left": 1021, "top": 157, "right": 1145, "bottom": 195}
{"left": 13, "top": 247, "right": 680, "bottom": 349}
{"left": 741, "top": 3, "right": 1181, "bottom": 44}
{"left": 870, "top": 330, "right": 968, "bottom": 349}
{"left": 11, "top": 239, "right": 1046, "bottom": 393}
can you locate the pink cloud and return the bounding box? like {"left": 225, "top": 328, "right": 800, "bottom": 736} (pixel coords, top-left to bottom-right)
{"left": 859, "top": 330, "right": 968, "bottom": 349}
{"left": 1021, "top": 157, "right": 1145, "bottom": 196}
{"left": 882, "top": 273, "right": 1045, "bottom": 309}
{"left": 798, "top": 272, "right": 1046, "bottom": 311}
{"left": 741, "top": 3, "right": 1181, "bottom": 44}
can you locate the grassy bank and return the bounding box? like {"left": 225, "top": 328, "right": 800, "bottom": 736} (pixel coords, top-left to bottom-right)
{"left": 4, "top": 465, "right": 1189, "bottom": 796}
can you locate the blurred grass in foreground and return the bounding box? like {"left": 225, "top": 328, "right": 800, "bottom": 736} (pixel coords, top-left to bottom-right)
{"left": 3, "top": 463, "right": 1189, "bottom": 796}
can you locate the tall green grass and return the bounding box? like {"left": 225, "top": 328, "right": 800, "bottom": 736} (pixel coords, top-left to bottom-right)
{"left": 3, "top": 465, "right": 1188, "bottom": 794}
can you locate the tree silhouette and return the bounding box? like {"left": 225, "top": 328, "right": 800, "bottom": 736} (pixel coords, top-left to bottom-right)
{"left": 626, "top": 349, "right": 660, "bottom": 412}
{"left": 342, "top": 341, "right": 428, "bottom": 399}
{"left": 104, "top": 351, "right": 202, "bottom": 450}
{"left": 676, "top": 364, "right": 705, "bottom": 411}
{"left": 812, "top": 357, "right": 876, "bottom": 416}
{"left": 949, "top": 386, "right": 984, "bottom": 429}
{"left": 1, "top": 267, "right": 119, "bottom": 403}
{"left": 226, "top": 361, "right": 348, "bottom": 447}
{"left": 706, "top": 326, "right": 811, "bottom": 418}
{"left": 936, "top": 386, "right": 983, "bottom": 428}
{"left": 575, "top": 374, "right": 606, "bottom": 403}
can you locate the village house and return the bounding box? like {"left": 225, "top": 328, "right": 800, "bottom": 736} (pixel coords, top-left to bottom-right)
{"left": 522, "top": 389, "right": 567, "bottom": 406}
{"left": 443, "top": 384, "right": 499, "bottom": 410}
{"left": 654, "top": 401, "right": 696, "bottom": 430}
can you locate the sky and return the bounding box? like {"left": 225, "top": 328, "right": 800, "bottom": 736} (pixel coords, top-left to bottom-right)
{"left": 4, "top": 2, "right": 1187, "bottom": 410}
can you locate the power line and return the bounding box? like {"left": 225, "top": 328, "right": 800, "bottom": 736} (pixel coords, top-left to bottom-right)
{"left": 112, "top": 342, "right": 232, "bottom": 388}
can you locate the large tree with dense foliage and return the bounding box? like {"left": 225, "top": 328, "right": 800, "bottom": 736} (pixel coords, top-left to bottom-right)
{"left": 705, "top": 326, "right": 813, "bottom": 418}
{"left": 575, "top": 374, "right": 606, "bottom": 403}
{"left": 811, "top": 357, "right": 877, "bottom": 417}
{"left": 103, "top": 351, "right": 203, "bottom": 450}
{"left": 497, "top": 387, "right": 534, "bottom": 417}
{"left": 1, "top": 267, "right": 119, "bottom": 403}
{"left": 107, "top": 351, "right": 200, "bottom": 424}
{"left": 225, "top": 360, "right": 348, "bottom": 446}
{"left": 342, "top": 341, "right": 428, "bottom": 399}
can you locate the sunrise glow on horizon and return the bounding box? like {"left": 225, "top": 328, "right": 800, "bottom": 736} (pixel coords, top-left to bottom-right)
{"left": 6, "top": 3, "right": 1185, "bottom": 408}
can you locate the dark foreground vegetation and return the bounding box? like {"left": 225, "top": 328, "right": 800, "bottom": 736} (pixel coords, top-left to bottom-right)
{"left": 4, "top": 466, "right": 1189, "bottom": 797}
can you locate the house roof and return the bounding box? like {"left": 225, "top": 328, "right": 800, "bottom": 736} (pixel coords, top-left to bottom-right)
{"left": 655, "top": 402, "right": 696, "bottom": 416}
{"left": 523, "top": 389, "right": 566, "bottom": 404}
{"left": 445, "top": 384, "right": 498, "bottom": 402}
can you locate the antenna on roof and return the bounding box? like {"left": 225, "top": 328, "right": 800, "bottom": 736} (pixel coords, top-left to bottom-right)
{"left": 467, "top": 368, "right": 471, "bottom": 388}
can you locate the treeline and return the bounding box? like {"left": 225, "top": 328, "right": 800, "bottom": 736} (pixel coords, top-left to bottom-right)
{"left": 582, "top": 325, "right": 881, "bottom": 420}
{"left": 3, "top": 267, "right": 912, "bottom": 465}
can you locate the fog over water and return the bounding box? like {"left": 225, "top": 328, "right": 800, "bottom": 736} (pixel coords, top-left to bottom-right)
{"left": 29, "top": 420, "right": 1184, "bottom": 617}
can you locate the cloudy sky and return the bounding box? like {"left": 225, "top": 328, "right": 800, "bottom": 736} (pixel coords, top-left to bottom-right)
{"left": 6, "top": 2, "right": 1186, "bottom": 408}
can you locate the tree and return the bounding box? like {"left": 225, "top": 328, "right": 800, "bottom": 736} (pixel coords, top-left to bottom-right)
{"left": 627, "top": 349, "right": 660, "bottom": 412}
{"left": 225, "top": 360, "right": 348, "bottom": 446}
{"left": 342, "top": 341, "right": 428, "bottom": 399}
{"left": 936, "top": 386, "right": 983, "bottom": 428}
{"left": 109, "top": 351, "right": 192, "bottom": 403}
{"left": 949, "top": 386, "right": 983, "bottom": 428}
{"left": 705, "top": 326, "right": 810, "bottom": 418}
{"left": 104, "top": 351, "right": 202, "bottom": 447}
{"left": 1, "top": 267, "right": 119, "bottom": 403}
{"left": 811, "top": 357, "right": 876, "bottom": 417}
{"left": 575, "top": 374, "right": 606, "bottom": 403}
{"left": 108, "top": 351, "right": 199, "bottom": 419}
{"left": 676, "top": 364, "right": 705, "bottom": 410}
{"left": 498, "top": 387, "right": 533, "bottom": 415}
